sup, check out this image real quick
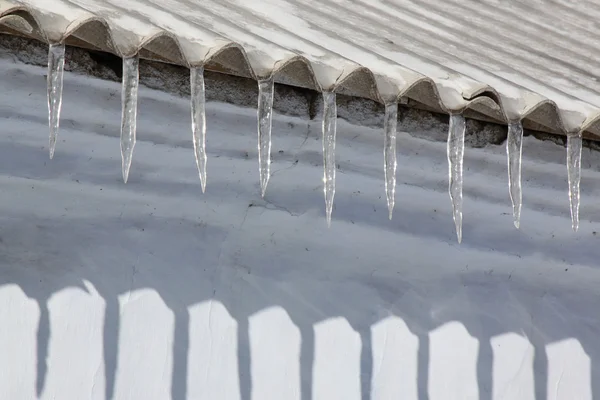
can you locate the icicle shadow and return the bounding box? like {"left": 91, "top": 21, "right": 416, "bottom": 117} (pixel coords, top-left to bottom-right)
{"left": 447, "top": 114, "right": 466, "bottom": 243}
{"left": 507, "top": 121, "right": 524, "bottom": 229}
{"left": 322, "top": 92, "right": 337, "bottom": 227}
{"left": 120, "top": 56, "right": 140, "bottom": 184}
{"left": 47, "top": 43, "right": 65, "bottom": 160}
{"left": 257, "top": 77, "right": 275, "bottom": 197}
{"left": 383, "top": 102, "right": 398, "bottom": 220}
{"left": 567, "top": 132, "right": 583, "bottom": 232}
{"left": 191, "top": 66, "right": 207, "bottom": 192}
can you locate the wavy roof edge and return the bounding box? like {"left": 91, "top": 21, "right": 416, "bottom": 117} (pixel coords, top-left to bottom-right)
{"left": 2, "top": 1, "right": 600, "bottom": 140}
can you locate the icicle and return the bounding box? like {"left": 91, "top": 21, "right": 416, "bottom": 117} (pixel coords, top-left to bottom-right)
{"left": 120, "top": 56, "right": 139, "bottom": 184}
{"left": 257, "top": 77, "right": 275, "bottom": 197}
{"left": 383, "top": 102, "right": 398, "bottom": 220}
{"left": 447, "top": 114, "right": 466, "bottom": 243}
{"left": 322, "top": 91, "right": 337, "bottom": 227}
{"left": 47, "top": 43, "right": 65, "bottom": 159}
{"left": 506, "top": 121, "right": 524, "bottom": 229}
{"left": 567, "top": 132, "right": 582, "bottom": 232}
{"left": 191, "top": 66, "right": 207, "bottom": 192}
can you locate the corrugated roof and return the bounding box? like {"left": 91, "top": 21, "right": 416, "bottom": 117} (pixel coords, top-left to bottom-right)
{"left": 1, "top": 0, "right": 600, "bottom": 136}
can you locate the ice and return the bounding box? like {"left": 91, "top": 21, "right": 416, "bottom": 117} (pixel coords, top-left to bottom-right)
{"left": 507, "top": 121, "right": 524, "bottom": 229}
{"left": 447, "top": 114, "right": 466, "bottom": 243}
{"left": 257, "top": 77, "right": 275, "bottom": 197}
{"left": 47, "top": 43, "right": 65, "bottom": 160}
{"left": 383, "top": 102, "right": 398, "bottom": 220}
{"left": 190, "top": 66, "right": 207, "bottom": 192}
{"left": 322, "top": 92, "right": 337, "bottom": 227}
{"left": 567, "top": 132, "right": 583, "bottom": 232}
{"left": 120, "top": 56, "right": 139, "bottom": 184}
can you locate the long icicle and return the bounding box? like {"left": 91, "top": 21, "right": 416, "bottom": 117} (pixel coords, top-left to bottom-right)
{"left": 121, "top": 56, "right": 139, "bottom": 184}
{"left": 567, "top": 132, "right": 583, "bottom": 232}
{"left": 383, "top": 102, "right": 398, "bottom": 220}
{"left": 257, "top": 76, "right": 275, "bottom": 197}
{"left": 191, "top": 66, "right": 207, "bottom": 192}
{"left": 47, "top": 43, "right": 65, "bottom": 159}
{"left": 447, "top": 114, "right": 466, "bottom": 243}
{"left": 507, "top": 121, "right": 524, "bottom": 228}
{"left": 322, "top": 92, "right": 337, "bottom": 227}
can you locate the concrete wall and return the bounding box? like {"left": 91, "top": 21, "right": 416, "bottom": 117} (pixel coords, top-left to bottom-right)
{"left": 0, "top": 35, "right": 598, "bottom": 400}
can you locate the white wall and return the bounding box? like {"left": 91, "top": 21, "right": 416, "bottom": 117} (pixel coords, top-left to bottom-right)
{"left": 0, "top": 54, "right": 599, "bottom": 400}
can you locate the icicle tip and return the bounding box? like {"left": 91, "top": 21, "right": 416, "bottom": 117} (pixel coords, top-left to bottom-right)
{"left": 122, "top": 168, "right": 129, "bottom": 184}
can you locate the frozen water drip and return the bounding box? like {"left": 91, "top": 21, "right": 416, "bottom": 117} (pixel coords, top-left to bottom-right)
{"left": 383, "top": 102, "right": 398, "bottom": 220}
{"left": 47, "top": 43, "right": 65, "bottom": 159}
{"left": 322, "top": 92, "right": 337, "bottom": 227}
{"left": 507, "top": 121, "right": 524, "bottom": 228}
{"left": 121, "top": 56, "right": 139, "bottom": 184}
{"left": 447, "top": 114, "right": 466, "bottom": 243}
{"left": 257, "top": 77, "right": 275, "bottom": 197}
{"left": 567, "top": 132, "right": 582, "bottom": 232}
{"left": 191, "top": 66, "right": 207, "bottom": 192}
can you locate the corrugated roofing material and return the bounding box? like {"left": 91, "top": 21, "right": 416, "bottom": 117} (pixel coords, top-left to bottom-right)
{"left": 1, "top": 0, "right": 600, "bottom": 136}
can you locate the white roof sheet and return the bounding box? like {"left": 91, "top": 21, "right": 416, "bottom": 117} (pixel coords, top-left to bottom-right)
{"left": 2, "top": 0, "right": 600, "bottom": 135}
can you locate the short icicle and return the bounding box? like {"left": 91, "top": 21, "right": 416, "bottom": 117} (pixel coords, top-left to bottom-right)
{"left": 506, "top": 121, "right": 524, "bottom": 228}
{"left": 120, "top": 56, "right": 139, "bottom": 184}
{"left": 257, "top": 76, "right": 275, "bottom": 197}
{"left": 447, "top": 114, "right": 466, "bottom": 243}
{"left": 383, "top": 102, "right": 398, "bottom": 220}
{"left": 567, "top": 132, "right": 583, "bottom": 232}
{"left": 322, "top": 91, "right": 337, "bottom": 227}
{"left": 190, "top": 66, "right": 207, "bottom": 192}
{"left": 47, "top": 43, "right": 66, "bottom": 159}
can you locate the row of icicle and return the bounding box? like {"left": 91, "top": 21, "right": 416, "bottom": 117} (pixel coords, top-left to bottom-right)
{"left": 46, "top": 44, "right": 583, "bottom": 243}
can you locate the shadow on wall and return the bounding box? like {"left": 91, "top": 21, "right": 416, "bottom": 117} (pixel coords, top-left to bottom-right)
{"left": 0, "top": 212, "right": 598, "bottom": 400}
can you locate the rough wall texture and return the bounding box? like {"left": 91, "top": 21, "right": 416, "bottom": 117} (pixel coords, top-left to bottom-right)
{"left": 2, "top": 33, "right": 597, "bottom": 152}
